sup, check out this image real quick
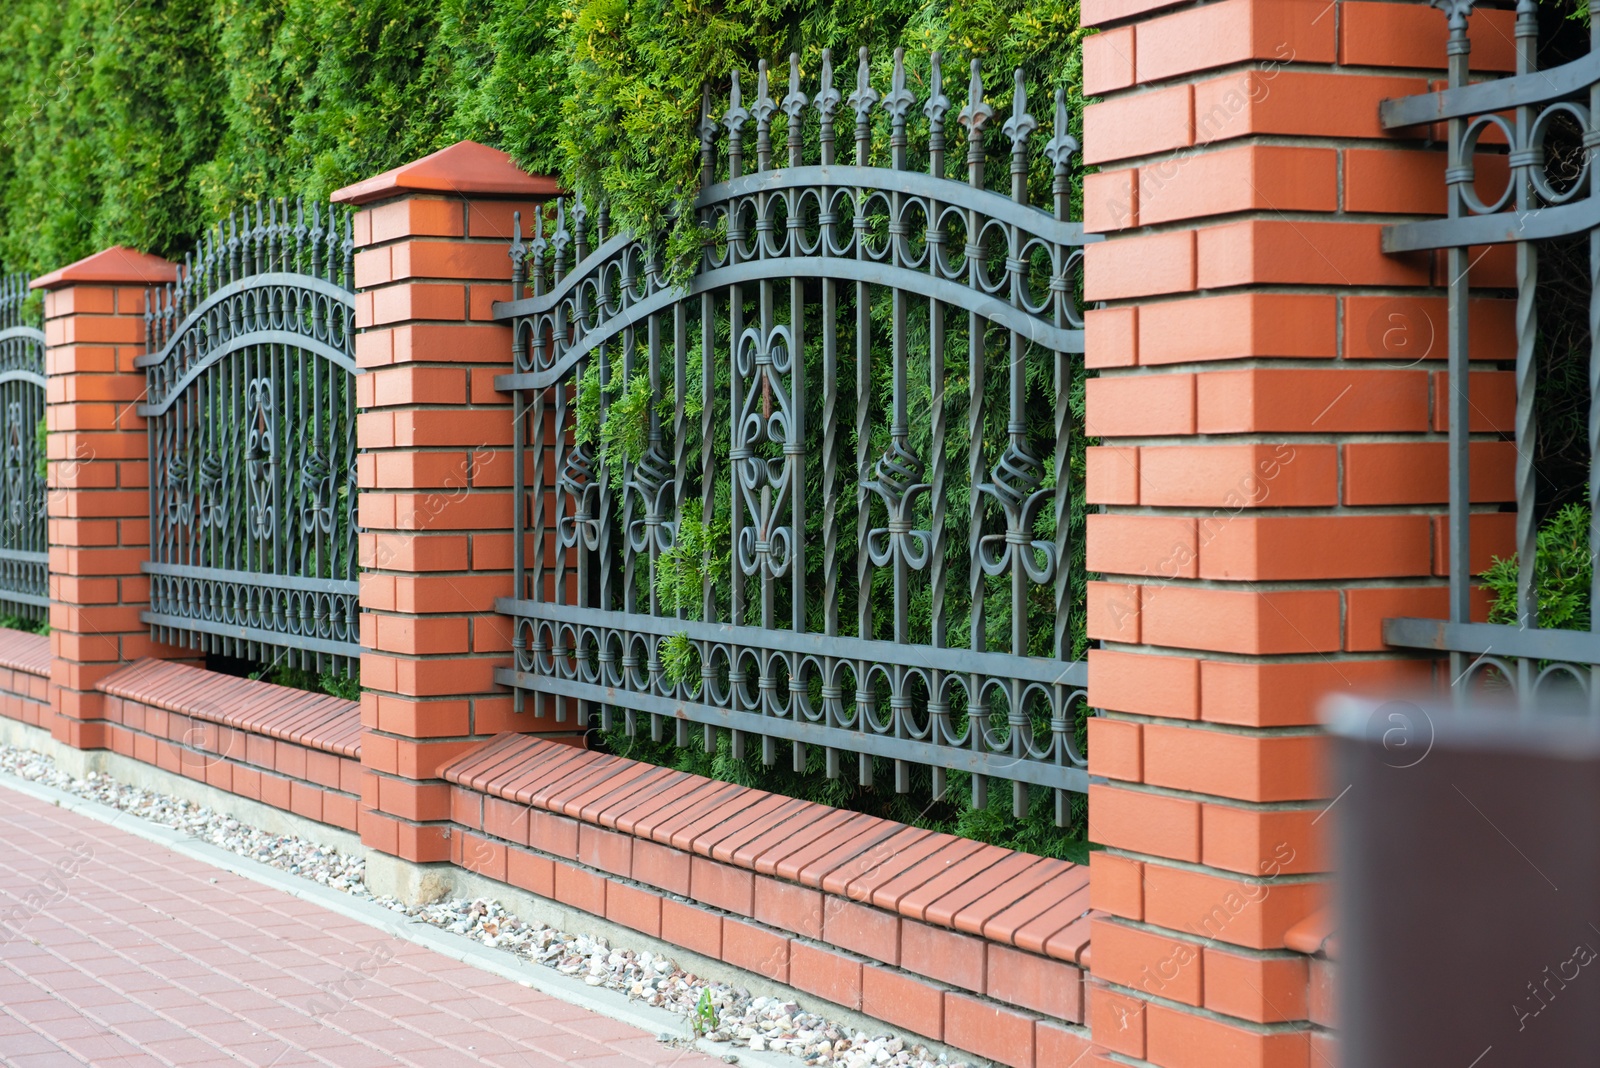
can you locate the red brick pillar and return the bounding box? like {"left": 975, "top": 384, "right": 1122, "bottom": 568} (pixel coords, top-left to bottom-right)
{"left": 34, "top": 248, "right": 183, "bottom": 750}
{"left": 1079, "top": 2, "right": 1514, "bottom": 1064}
{"left": 331, "top": 141, "right": 559, "bottom": 877}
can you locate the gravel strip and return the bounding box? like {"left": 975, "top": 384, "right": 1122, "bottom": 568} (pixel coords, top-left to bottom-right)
{"left": 0, "top": 741, "right": 976, "bottom": 1068}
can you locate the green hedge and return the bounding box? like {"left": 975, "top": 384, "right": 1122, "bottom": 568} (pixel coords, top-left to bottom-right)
{"left": 0, "top": 0, "right": 1082, "bottom": 275}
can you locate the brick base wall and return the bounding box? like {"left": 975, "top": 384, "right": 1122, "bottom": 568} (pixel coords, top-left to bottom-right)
{"left": 443, "top": 733, "right": 1095, "bottom": 1068}
{"left": 95, "top": 660, "right": 363, "bottom": 834}
{"left": 0, "top": 628, "right": 51, "bottom": 729}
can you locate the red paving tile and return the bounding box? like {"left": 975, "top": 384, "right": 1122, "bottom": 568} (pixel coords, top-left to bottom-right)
{"left": 0, "top": 782, "right": 722, "bottom": 1068}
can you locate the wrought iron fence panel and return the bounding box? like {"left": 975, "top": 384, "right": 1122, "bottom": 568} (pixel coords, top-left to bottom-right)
{"left": 1380, "top": 2, "right": 1600, "bottom": 702}
{"left": 0, "top": 274, "right": 47, "bottom": 619}
{"left": 495, "top": 49, "right": 1095, "bottom": 820}
{"left": 139, "top": 199, "right": 359, "bottom": 672}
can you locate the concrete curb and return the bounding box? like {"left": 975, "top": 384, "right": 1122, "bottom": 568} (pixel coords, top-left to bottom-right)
{"left": 0, "top": 767, "right": 800, "bottom": 1068}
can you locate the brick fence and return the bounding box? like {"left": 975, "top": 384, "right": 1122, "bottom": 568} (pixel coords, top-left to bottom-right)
{"left": 0, "top": 5, "right": 1504, "bottom": 1062}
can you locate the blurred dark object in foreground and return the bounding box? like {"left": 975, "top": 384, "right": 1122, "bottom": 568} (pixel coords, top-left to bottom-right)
{"left": 1327, "top": 695, "right": 1600, "bottom": 1068}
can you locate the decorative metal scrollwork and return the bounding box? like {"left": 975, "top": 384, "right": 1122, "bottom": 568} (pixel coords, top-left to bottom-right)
{"left": 301, "top": 449, "right": 335, "bottom": 536}
{"left": 626, "top": 444, "right": 677, "bottom": 554}
{"left": 166, "top": 452, "right": 196, "bottom": 529}
{"left": 734, "top": 325, "right": 796, "bottom": 580}
{"left": 246, "top": 377, "right": 276, "bottom": 540}
{"left": 862, "top": 442, "right": 931, "bottom": 570}
{"left": 977, "top": 445, "right": 1056, "bottom": 584}
{"left": 4, "top": 401, "right": 26, "bottom": 528}
{"left": 556, "top": 445, "right": 602, "bottom": 551}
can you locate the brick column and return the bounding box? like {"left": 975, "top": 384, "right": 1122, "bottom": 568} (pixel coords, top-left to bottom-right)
{"left": 1079, "top": 2, "right": 1514, "bottom": 1065}
{"left": 331, "top": 141, "right": 559, "bottom": 876}
{"left": 33, "top": 247, "right": 183, "bottom": 750}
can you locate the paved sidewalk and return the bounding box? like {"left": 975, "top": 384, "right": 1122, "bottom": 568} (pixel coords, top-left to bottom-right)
{"left": 0, "top": 783, "right": 722, "bottom": 1067}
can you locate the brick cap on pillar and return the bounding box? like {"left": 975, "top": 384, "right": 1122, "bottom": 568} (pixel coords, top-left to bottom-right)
{"left": 331, "top": 140, "right": 561, "bottom": 206}
{"left": 31, "top": 246, "right": 178, "bottom": 290}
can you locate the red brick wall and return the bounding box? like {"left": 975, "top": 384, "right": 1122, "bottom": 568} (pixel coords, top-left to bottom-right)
{"left": 34, "top": 249, "right": 193, "bottom": 750}
{"left": 333, "top": 143, "right": 564, "bottom": 864}
{"left": 1080, "top": 1, "right": 1511, "bottom": 1064}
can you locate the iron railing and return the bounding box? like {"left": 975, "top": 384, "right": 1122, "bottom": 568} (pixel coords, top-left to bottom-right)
{"left": 0, "top": 274, "right": 46, "bottom": 620}
{"left": 1380, "top": 2, "right": 1600, "bottom": 699}
{"left": 139, "top": 199, "right": 360, "bottom": 672}
{"left": 494, "top": 49, "right": 1094, "bottom": 820}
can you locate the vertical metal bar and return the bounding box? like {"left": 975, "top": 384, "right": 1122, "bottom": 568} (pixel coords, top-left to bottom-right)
{"left": 1042, "top": 88, "right": 1081, "bottom": 823}
{"left": 528, "top": 206, "right": 551, "bottom": 727}
{"left": 786, "top": 51, "right": 809, "bottom": 774}
{"left": 673, "top": 304, "right": 689, "bottom": 627}
{"left": 530, "top": 377, "right": 547, "bottom": 721}
{"left": 601, "top": 317, "right": 619, "bottom": 732}
{"left": 961, "top": 60, "right": 993, "bottom": 813}
{"left": 852, "top": 48, "right": 878, "bottom": 788}
{"left": 1589, "top": 6, "right": 1600, "bottom": 714}
{"left": 925, "top": 53, "right": 951, "bottom": 804}
{"left": 1005, "top": 70, "right": 1037, "bottom": 819}
{"left": 698, "top": 87, "right": 719, "bottom": 633}
{"left": 512, "top": 356, "right": 527, "bottom": 714}
{"left": 697, "top": 95, "right": 718, "bottom": 755}
{"left": 755, "top": 59, "right": 779, "bottom": 769}
{"left": 1512, "top": 0, "right": 1539, "bottom": 703}
{"left": 700, "top": 289, "right": 716, "bottom": 755}
{"left": 727, "top": 70, "right": 749, "bottom": 761}
{"left": 621, "top": 322, "right": 639, "bottom": 622}
{"left": 645, "top": 310, "right": 663, "bottom": 742}
{"left": 554, "top": 367, "right": 571, "bottom": 725}
{"left": 760, "top": 265, "right": 776, "bottom": 769}
{"left": 1444, "top": 12, "right": 1473, "bottom": 696}
{"left": 886, "top": 48, "right": 913, "bottom": 795}
{"left": 817, "top": 50, "right": 843, "bottom": 782}
{"left": 673, "top": 299, "right": 690, "bottom": 749}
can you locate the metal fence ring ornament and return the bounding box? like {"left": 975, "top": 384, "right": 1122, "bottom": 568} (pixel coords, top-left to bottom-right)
{"left": 826, "top": 658, "right": 860, "bottom": 728}
{"left": 1455, "top": 113, "right": 1519, "bottom": 216}
{"left": 1532, "top": 661, "right": 1590, "bottom": 702}
{"left": 624, "top": 630, "right": 653, "bottom": 691}
{"left": 1527, "top": 101, "right": 1593, "bottom": 205}
{"left": 897, "top": 665, "right": 937, "bottom": 741}
{"left": 791, "top": 654, "right": 827, "bottom": 721}
{"left": 758, "top": 648, "right": 792, "bottom": 717}
{"left": 698, "top": 643, "right": 730, "bottom": 707}
{"left": 1063, "top": 691, "right": 1091, "bottom": 768}
{"left": 730, "top": 645, "right": 762, "bottom": 711}
{"left": 1015, "top": 235, "right": 1060, "bottom": 316}
{"left": 970, "top": 217, "right": 1012, "bottom": 295}
{"left": 894, "top": 197, "right": 931, "bottom": 270}
{"left": 1017, "top": 681, "right": 1059, "bottom": 760}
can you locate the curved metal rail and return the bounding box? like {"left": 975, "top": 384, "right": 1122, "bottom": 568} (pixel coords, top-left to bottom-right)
{"left": 493, "top": 49, "right": 1094, "bottom": 820}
